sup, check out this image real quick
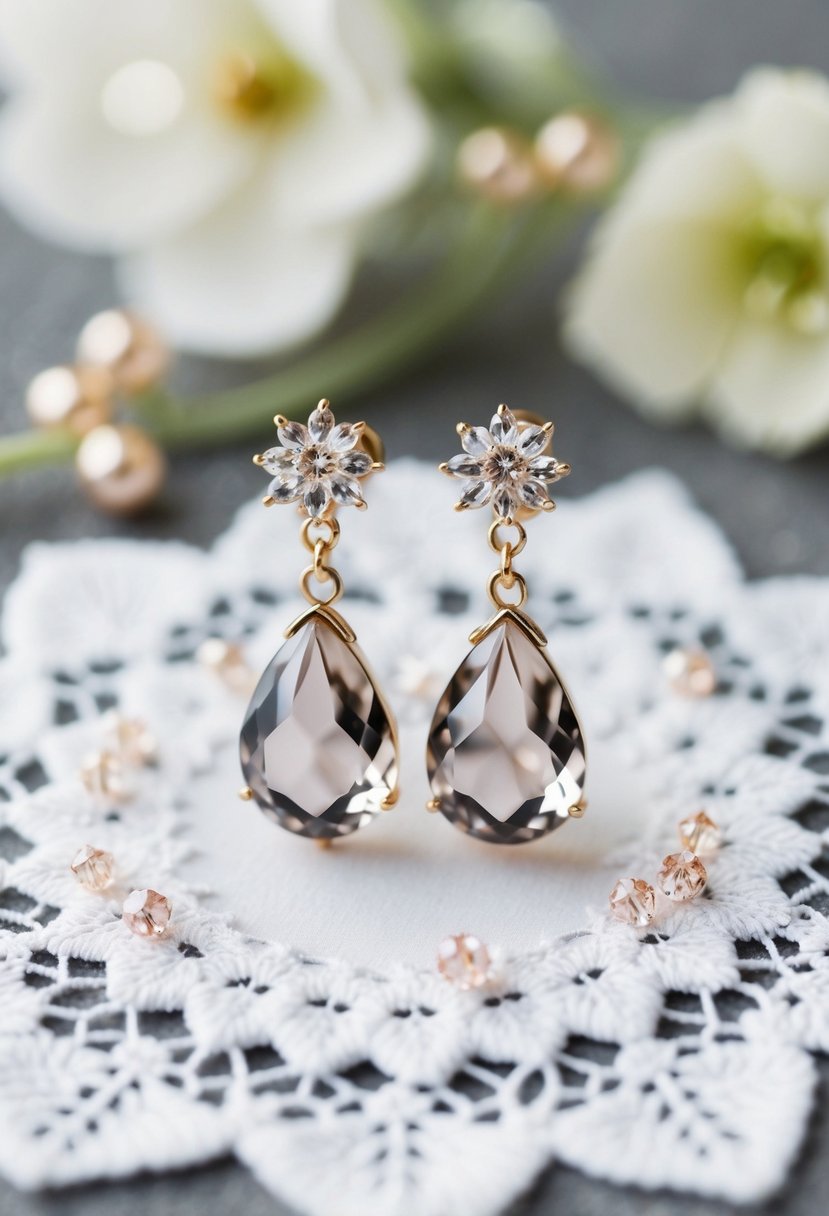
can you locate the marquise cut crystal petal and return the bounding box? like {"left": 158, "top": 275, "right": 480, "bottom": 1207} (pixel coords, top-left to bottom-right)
{"left": 240, "top": 617, "right": 397, "bottom": 839}
{"left": 426, "top": 619, "right": 586, "bottom": 844}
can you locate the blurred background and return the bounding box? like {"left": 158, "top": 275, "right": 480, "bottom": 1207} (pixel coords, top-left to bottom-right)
{"left": 1, "top": 1, "right": 828, "bottom": 1213}
{"left": 1, "top": 0, "right": 827, "bottom": 599}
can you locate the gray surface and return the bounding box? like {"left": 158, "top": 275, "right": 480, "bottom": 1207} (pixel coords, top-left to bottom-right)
{"left": 1, "top": 1, "right": 828, "bottom": 1213}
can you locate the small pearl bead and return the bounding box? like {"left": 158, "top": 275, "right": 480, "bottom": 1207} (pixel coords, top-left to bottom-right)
{"left": 26, "top": 365, "right": 113, "bottom": 435}
{"left": 535, "top": 112, "right": 618, "bottom": 194}
{"left": 75, "top": 424, "right": 166, "bottom": 515}
{"left": 457, "top": 127, "right": 541, "bottom": 204}
{"left": 77, "top": 310, "right": 170, "bottom": 394}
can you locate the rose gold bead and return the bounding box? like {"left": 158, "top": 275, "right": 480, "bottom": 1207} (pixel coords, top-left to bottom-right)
{"left": 102, "top": 711, "right": 157, "bottom": 767}
{"left": 437, "top": 933, "right": 493, "bottom": 990}
{"left": 77, "top": 309, "right": 170, "bottom": 394}
{"left": 75, "top": 424, "right": 166, "bottom": 516}
{"left": 80, "top": 749, "right": 134, "bottom": 804}
{"left": 609, "top": 877, "right": 656, "bottom": 926}
{"left": 534, "top": 111, "right": 618, "bottom": 194}
{"left": 657, "top": 850, "right": 708, "bottom": 902}
{"left": 25, "top": 365, "right": 113, "bottom": 435}
{"left": 457, "top": 127, "right": 541, "bottom": 204}
{"left": 663, "top": 647, "right": 717, "bottom": 697}
{"left": 70, "top": 844, "right": 115, "bottom": 892}
{"left": 678, "top": 810, "right": 722, "bottom": 855}
{"left": 122, "top": 888, "right": 172, "bottom": 939}
{"left": 197, "top": 638, "right": 255, "bottom": 695}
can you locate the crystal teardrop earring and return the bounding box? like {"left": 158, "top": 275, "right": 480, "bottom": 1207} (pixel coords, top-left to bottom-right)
{"left": 426, "top": 403, "right": 587, "bottom": 844}
{"left": 239, "top": 399, "right": 400, "bottom": 842}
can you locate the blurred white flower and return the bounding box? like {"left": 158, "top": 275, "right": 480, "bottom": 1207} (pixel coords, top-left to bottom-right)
{"left": 566, "top": 69, "right": 829, "bottom": 455}
{"left": 0, "top": 0, "right": 431, "bottom": 356}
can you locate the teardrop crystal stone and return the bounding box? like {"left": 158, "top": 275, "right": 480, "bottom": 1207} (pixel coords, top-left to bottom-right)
{"left": 240, "top": 616, "right": 398, "bottom": 840}
{"left": 427, "top": 618, "right": 586, "bottom": 844}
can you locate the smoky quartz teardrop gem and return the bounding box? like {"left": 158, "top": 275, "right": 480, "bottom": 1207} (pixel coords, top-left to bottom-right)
{"left": 426, "top": 617, "right": 586, "bottom": 844}
{"left": 240, "top": 614, "right": 398, "bottom": 840}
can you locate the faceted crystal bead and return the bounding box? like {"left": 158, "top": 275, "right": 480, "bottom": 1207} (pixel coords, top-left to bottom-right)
{"left": 678, "top": 810, "right": 722, "bottom": 855}
{"left": 657, "top": 850, "right": 707, "bottom": 901}
{"left": 102, "top": 711, "right": 157, "bottom": 767}
{"left": 609, "top": 878, "right": 656, "bottom": 926}
{"left": 426, "top": 618, "right": 586, "bottom": 844}
{"left": 80, "top": 749, "right": 134, "bottom": 804}
{"left": 240, "top": 616, "right": 397, "bottom": 840}
{"left": 663, "top": 647, "right": 717, "bottom": 697}
{"left": 122, "top": 888, "right": 172, "bottom": 938}
{"left": 437, "top": 934, "right": 493, "bottom": 990}
{"left": 198, "top": 637, "right": 255, "bottom": 695}
{"left": 70, "top": 844, "right": 115, "bottom": 892}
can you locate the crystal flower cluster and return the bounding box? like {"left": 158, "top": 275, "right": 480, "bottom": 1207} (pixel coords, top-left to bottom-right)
{"left": 255, "top": 400, "right": 375, "bottom": 518}
{"left": 441, "top": 403, "right": 569, "bottom": 519}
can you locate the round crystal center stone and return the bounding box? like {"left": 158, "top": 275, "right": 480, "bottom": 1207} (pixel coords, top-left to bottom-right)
{"left": 240, "top": 615, "right": 397, "bottom": 840}
{"left": 426, "top": 618, "right": 586, "bottom": 844}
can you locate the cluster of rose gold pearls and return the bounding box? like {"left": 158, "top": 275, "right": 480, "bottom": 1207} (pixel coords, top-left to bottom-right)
{"left": 25, "top": 309, "right": 170, "bottom": 515}
{"left": 457, "top": 109, "right": 618, "bottom": 204}
{"left": 73, "top": 711, "right": 172, "bottom": 939}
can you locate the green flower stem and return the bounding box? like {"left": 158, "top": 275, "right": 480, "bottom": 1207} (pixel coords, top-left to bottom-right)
{"left": 0, "top": 426, "right": 78, "bottom": 476}
{"left": 0, "top": 201, "right": 574, "bottom": 478}
{"left": 148, "top": 205, "right": 549, "bottom": 446}
{"left": 0, "top": 199, "right": 568, "bottom": 474}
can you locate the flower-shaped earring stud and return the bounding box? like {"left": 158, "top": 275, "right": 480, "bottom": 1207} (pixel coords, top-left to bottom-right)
{"left": 442, "top": 406, "right": 570, "bottom": 518}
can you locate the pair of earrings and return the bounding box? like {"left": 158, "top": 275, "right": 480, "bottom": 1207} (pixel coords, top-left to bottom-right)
{"left": 238, "top": 399, "right": 587, "bottom": 846}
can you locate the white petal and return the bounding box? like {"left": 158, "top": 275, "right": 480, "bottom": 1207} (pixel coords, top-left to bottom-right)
{"left": 737, "top": 68, "right": 829, "bottom": 203}
{"left": 603, "top": 104, "right": 762, "bottom": 225}
{"left": 0, "top": 0, "right": 235, "bottom": 84}
{"left": 0, "top": 0, "right": 262, "bottom": 249}
{"left": 120, "top": 182, "right": 356, "bottom": 357}
{"left": 261, "top": 0, "right": 430, "bottom": 225}
{"left": 257, "top": 0, "right": 407, "bottom": 100}
{"left": 270, "top": 90, "right": 431, "bottom": 229}
{"left": 0, "top": 94, "right": 260, "bottom": 253}
{"left": 566, "top": 219, "right": 743, "bottom": 415}
{"left": 708, "top": 318, "right": 829, "bottom": 454}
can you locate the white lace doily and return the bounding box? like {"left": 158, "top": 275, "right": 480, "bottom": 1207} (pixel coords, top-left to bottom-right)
{"left": 1, "top": 463, "right": 827, "bottom": 1216}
